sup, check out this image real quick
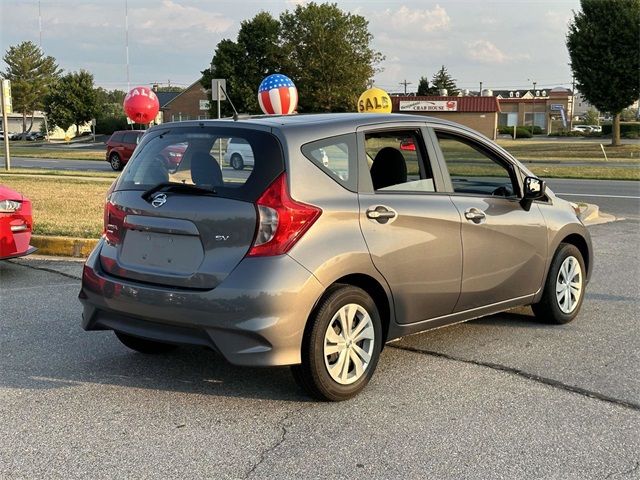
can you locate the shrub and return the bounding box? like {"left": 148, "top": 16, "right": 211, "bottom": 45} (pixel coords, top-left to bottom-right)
{"left": 95, "top": 116, "right": 128, "bottom": 135}
{"left": 601, "top": 122, "right": 640, "bottom": 138}
{"left": 498, "top": 125, "right": 541, "bottom": 137}
{"left": 549, "top": 131, "right": 584, "bottom": 137}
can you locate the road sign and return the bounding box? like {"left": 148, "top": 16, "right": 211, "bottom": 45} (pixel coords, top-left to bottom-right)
{"left": 211, "top": 79, "right": 226, "bottom": 101}
{"left": 550, "top": 104, "right": 564, "bottom": 111}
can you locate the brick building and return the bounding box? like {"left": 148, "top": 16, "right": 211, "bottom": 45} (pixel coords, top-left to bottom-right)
{"left": 391, "top": 96, "right": 501, "bottom": 139}
{"left": 159, "top": 79, "right": 210, "bottom": 123}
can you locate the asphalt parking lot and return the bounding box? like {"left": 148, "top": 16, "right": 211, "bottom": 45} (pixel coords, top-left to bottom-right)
{"left": 1, "top": 219, "right": 639, "bottom": 478}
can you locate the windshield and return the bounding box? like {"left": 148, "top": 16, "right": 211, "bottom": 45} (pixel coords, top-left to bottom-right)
{"left": 115, "top": 126, "right": 284, "bottom": 202}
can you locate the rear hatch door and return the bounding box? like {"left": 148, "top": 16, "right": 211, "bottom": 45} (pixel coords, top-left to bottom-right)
{"left": 99, "top": 124, "right": 284, "bottom": 290}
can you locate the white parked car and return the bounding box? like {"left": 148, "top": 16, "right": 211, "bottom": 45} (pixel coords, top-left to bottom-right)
{"left": 224, "top": 137, "right": 255, "bottom": 170}
{"left": 571, "top": 125, "right": 591, "bottom": 133}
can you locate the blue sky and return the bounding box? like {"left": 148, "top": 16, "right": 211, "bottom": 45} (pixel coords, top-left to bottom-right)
{"left": 0, "top": 0, "right": 580, "bottom": 93}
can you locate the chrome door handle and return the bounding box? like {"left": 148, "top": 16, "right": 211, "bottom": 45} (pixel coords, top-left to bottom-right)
{"left": 366, "top": 206, "right": 397, "bottom": 223}
{"left": 464, "top": 208, "right": 486, "bottom": 223}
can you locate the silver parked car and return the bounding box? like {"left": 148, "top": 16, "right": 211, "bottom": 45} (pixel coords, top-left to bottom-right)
{"left": 80, "top": 113, "right": 592, "bottom": 401}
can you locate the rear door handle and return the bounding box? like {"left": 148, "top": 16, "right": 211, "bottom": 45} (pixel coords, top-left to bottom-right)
{"left": 366, "top": 206, "right": 397, "bottom": 224}
{"left": 464, "top": 208, "right": 486, "bottom": 223}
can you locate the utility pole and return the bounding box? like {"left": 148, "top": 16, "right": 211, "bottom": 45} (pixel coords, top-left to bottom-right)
{"left": 570, "top": 75, "right": 576, "bottom": 131}
{"left": 399, "top": 79, "right": 412, "bottom": 95}
{"left": 531, "top": 81, "right": 537, "bottom": 135}
{"left": 1, "top": 79, "right": 11, "bottom": 171}
{"left": 479, "top": 81, "right": 483, "bottom": 96}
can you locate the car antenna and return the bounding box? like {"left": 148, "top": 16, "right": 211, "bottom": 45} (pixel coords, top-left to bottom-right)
{"left": 219, "top": 85, "right": 239, "bottom": 121}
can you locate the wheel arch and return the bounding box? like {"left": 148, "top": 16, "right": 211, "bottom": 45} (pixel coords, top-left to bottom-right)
{"left": 330, "top": 273, "right": 391, "bottom": 345}
{"left": 560, "top": 233, "right": 591, "bottom": 277}
{"left": 307, "top": 273, "right": 392, "bottom": 347}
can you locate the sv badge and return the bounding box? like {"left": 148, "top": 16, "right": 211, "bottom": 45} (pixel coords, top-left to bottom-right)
{"left": 215, "top": 235, "right": 230, "bottom": 242}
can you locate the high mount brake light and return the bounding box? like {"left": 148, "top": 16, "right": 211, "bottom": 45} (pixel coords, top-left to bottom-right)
{"left": 248, "top": 173, "right": 321, "bottom": 257}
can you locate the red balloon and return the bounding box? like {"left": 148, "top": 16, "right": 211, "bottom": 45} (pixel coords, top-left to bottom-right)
{"left": 123, "top": 87, "right": 160, "bottom": 124}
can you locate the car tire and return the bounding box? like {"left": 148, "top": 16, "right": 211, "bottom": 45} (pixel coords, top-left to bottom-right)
{"left": 230, "top": 153, "right": 244, "bottom": 170}
{"left": 114, "top": 331, "right": 177, "bottom": 354}
{"left": 109, "top": 152, "right": 123, "bottom": 171}
{"left": 532, "top": 243, "right": 586, "bottom": 324}
{"left": 291, "top": 284, "right": 382, "bottom": 401}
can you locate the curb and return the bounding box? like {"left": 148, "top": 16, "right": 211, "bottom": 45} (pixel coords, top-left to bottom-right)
{"left": 573, "top": 202, "right": 617, "bottom": 226}
{"left": 30, "top": 235, "right": 99, "bottom": 258}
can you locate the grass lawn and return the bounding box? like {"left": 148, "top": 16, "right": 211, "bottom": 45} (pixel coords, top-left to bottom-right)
{"left": 0, "top": 175, "right": 111, "bottom": 238}
{"left": 3, "top": 146, "right": 104, "bottom": 160}
{"left": 496, "top": 139, "right": 640, "bottom": 162}
{"left": 0, "top": 168, "right": 118, "bottom": 179}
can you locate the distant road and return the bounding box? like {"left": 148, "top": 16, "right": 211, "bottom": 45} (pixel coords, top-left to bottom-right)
{"left": 547, "top": 178, "right": 640, "bottom": 219}
{"left": 2, "top": 156, "right": 112, "bottom": 171}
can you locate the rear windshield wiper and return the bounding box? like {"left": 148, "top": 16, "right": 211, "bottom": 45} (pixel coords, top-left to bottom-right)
{"left": 142, "top": 182, "right": 217, "bottom": 201}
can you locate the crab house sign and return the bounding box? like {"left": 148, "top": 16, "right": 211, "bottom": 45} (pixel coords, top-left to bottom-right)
{"left": 399, "top": 100, "right": 458, "bottom": 112}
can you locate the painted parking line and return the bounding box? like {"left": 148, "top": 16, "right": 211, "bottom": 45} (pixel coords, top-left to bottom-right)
{"left": 557, "top": 193, "right": 640, "bottom": 199}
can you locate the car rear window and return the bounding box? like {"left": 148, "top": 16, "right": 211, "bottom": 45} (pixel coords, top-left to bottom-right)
{"left": 115, "top": 126, "right": 284, "bottom": 202}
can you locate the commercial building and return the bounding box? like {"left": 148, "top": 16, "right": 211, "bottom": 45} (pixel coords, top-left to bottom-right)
{"left": 495, "top": 87, "right": 574, "bottom": 132}
{"left": 391, "top": 95, "right": 501, "bottom": 139}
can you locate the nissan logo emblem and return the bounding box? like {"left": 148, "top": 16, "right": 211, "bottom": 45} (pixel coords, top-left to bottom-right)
{"left": 151, "top": 193, "right": 167, "bottom": 208}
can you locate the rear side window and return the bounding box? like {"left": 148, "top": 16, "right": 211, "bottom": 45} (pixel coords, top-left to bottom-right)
{"left": 116, "top": 126, "right": 284, "bottom": 202}
{"left": 123, "top": 132, "right": 141, "bottom": 144}
{"left": 301, "top": 133, "right": 357, "bottom": 191}
{"left": 110, "top": 133, "right": 125, "bottom": 143}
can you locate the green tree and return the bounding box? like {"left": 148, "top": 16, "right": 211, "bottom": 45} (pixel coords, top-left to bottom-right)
{"left": 202, "top": 12, "right": 283, "bottom": 116}
{"left": 567, "top": 0, "right": 640, "bottom": 145}
{"left": 280, "top": 2, "right": 383, "bottom": 112}
{"left": 95, "top": 87, "right": 126, "bottom": 118}
{"left": 2, "top": 41, "right": 60, "bottom": 136}
{"left": 430, "top": 66, "right": 459, "bottom": 96}
{"left": 203, "top": 4, "right": 383, "bottom": 115}
{"left": 417, "top": 75, "right": 436, "bottom": 96}
{"left": 44, "top": 70, "right": 99, "bottom": 136}
{"left": 582, "top": 107, "right": 600, "bottom": 126}
{"left": 620, "top": 107, "right": 639, "bottom": 122}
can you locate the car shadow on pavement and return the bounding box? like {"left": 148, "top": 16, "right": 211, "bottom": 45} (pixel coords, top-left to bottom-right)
{"left": 2, "top": 332, "right": 315, "bottom": 402}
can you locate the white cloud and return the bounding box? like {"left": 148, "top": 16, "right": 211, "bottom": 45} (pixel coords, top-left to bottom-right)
{"left": 466, "top": 40, "right": 508, "bottom": 64}
{"left": 387, "top": 4, "right": 451, "bottom": 32}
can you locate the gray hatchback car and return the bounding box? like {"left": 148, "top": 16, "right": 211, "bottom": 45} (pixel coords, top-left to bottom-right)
{"left": 80, "top": 113, "right": 592, "bottom": 401}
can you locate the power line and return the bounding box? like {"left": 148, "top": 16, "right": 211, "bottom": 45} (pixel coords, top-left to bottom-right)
{"left": 399, "top": 79, "right": 412, "bottom": 95}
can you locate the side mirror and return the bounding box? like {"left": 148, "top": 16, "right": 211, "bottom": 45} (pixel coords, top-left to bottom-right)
{"left": 521, "top": 176, "right": 546, "bottom": 211}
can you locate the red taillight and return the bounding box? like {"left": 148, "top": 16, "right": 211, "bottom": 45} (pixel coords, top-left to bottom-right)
{"left": 103, "top": 181, "right": 124, "bottom": 245}
{"left": 248, "top": 173, "right": 321, "bottom": 257}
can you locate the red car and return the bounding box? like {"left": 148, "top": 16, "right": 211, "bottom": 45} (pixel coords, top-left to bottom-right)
{"left": 105, "top": 130, "right": 144, "bottom": 171}
{"left": 0, "top": 185, "right": 36, "bottom": 260}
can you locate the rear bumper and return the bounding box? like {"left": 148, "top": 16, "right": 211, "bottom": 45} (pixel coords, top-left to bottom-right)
{"left": 79, "top": 240, "right": 324, "bottom": 366}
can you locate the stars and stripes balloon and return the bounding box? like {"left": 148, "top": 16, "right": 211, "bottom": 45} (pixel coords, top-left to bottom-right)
{"left": 258, "top": 74, "right": 298, "bottom": 115}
